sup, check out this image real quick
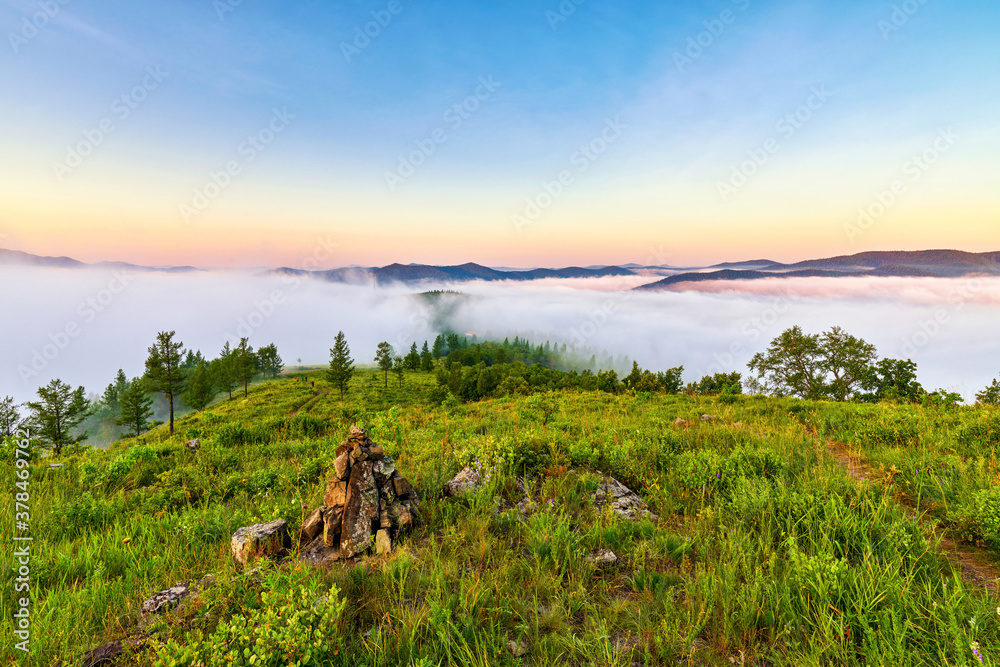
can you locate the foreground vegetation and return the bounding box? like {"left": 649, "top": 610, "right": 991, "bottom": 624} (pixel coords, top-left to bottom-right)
{"left": 3, "top": 365, "right": 1000, "bottom": 666}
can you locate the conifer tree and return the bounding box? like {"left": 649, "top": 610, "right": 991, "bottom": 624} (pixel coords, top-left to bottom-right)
{"left": 117, "top": 378, "right": 154, "bottom": 437}
{"left": 144, "top": 330, "right": 186, "bottom": 435}
{"left": 327, "top": 331, "right": 355, "bottom": 399}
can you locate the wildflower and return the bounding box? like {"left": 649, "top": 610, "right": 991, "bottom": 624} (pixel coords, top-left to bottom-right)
{"left": 971, "top": 642, "right": 983, "bottom": 663}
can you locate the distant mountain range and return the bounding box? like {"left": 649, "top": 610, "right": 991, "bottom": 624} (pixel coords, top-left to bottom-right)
{"left": 636, "top": 250, "right": 1000, "bottom": 291}
{"left": 2, "top": 248, "right": 998, "bottom": 288}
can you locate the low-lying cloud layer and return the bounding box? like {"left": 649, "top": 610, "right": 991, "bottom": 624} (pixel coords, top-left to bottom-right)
{"left": 2, "top": 267, "right": 998, "bottom": 406}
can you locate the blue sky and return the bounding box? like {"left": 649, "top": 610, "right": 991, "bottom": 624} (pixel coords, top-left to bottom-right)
{"left": 1, "top": 0, "right": 997, "bottom": 267}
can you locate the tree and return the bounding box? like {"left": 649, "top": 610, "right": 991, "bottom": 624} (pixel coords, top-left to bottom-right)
{"left": 101, "top": 369, "right": 129, "bottom": 415}
{"left": 1, "top": 396, "right": 21, "bottom": 439}
{"left": 420, "top": 341, "right": 433, "bottom": 371}
{"left": 327, "top": 331, "right": 355, "bottom": 400}
{"left": 375, "top": 341, "right": 393, "bottom": 388}
{"left": 180, "top": 350, "right": 205, "bottom": 370}
{"left": 864, "top": 358, "right": 924, "bottom": 403}
{"left": 145, "top": 330, "right": 186, "bottom": 435}
{"left": 392, "top": 356, "right": 405, "bottom": 387}
{"left": 26, "top": 379, "right": 90, "bottom": 455}
{"left": 977, "top": 376, "right": 1000, "bottom": 406}
{"left": 232, "top": 337, "right": 259, "bottom": 398}
{"left": 117, "top": 377, "right": 154, "bottom": 437}
{"left": 404, "top": 343, "right": 421, "bottom": 371}
{"left": 257, "top": 343, "right": 284, "bottom": 379}
{"left": 819, "top": 326, "right": 878, "bottom": 402}
{"left": 748, "top": 326, "right": 827, "bottom": 400}
{"left": 432, "top": 334, "right": 446, "bottom": 359}
{"left": 212, "top": 341, "right": 238, "bottom": 400}
{"left": 183, "top": 360, "right": 214, "bottom": 411}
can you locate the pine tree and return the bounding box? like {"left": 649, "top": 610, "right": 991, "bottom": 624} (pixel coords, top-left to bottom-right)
{"left": 327, "top": 331, "right": 355, "bottom": 400}
{"left": 117, "top": 378, "right": 154, "bottom": 437}
{"left": 26, "top": 379, "right": 90, "bottom": 455}
{"left": 183, "top": 360, "right": 214, "bottom": 411}
{"left": 212, "top": 341, "right": 238, "bottom": 400}
{"left": 257, "top": 343, "right": 284, "bottom": 379}
{"left": 233, "top": 337, "right": 259, "bottom": 398}
{"left": 393, "top": 356, "right": 405, "bottom": 387}
{"left": 432, "top": 334, "right": 446, "bottom": 359}
{"left": 405, "top": 342, "right": 421, "bottom": 370}
{"left": 145, "top": 331, "right": 186, "bottom": 435}
{"left": 101, "top": 369, "right": 129, "bottom": 414}
{"left": 1, "top": 396, "right": 21, "bottom": 439}
{"left": 375, "top": 341, "right": 393, "bottom": 388}
{"left": 420, "top": 341, "right": 433, "bottom": 371}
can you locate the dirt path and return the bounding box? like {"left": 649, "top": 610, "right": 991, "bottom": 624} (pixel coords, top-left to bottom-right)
{"left": 824, "top": 439, "right": 1000, "bottom": 597}
{"left": 290, "top": 388, "right": 330, "bottom": 417}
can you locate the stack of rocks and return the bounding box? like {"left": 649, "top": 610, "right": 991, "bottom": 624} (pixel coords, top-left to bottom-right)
{"left": 300, "top": 426, "right": 418, "bottom": 560}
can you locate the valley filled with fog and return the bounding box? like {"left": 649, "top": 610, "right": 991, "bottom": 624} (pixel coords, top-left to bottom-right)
{"left": 2, "top": 265, "right": 998, "bottom": 406}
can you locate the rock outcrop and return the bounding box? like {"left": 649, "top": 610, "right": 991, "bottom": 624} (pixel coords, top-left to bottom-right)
{"left": 231, "top": 519, "right": 290, "bottom": 568}
{"left": 593, "top": 476, "right": 658, "bottom": 522}
{"left": 300, "top": 426, "right": 419, "bottom": 563}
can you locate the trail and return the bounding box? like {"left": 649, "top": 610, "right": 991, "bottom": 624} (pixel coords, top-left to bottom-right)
{"left": 290, "top": 387, "right": 330, "bottom": 417}
{"left": 824, "top": 439, "right": 1000, "bottom": 598}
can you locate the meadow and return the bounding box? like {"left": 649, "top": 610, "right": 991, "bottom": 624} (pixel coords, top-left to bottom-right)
{"left": 3, "top": 368, "right": 1000, "bottom": 666}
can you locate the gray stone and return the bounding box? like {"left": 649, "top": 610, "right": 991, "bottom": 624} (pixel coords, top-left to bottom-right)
{"left": 231, "top": 520, "right": 290, "bottom": 568}
{"left": 375, "top": 529, "right": 392, "bottom": 555}
{"left": 444, "top": 467, "right": 481, "bottom": 497}
{"left": 185, "top": 438, "right": 200, "bottom": 452}
{"left": 593, "top": 476, "right": 658, "bottom": 523}
{"left": 340, "top": 460, "right": 378, "bottom": 558}
{"left": 673, "top": 417, "right": 687, "bottom": 428}
{"left": 506, "top": 638, "right": 530, "bottom": 657}
{"left": 141, "top": 583, "right": 190, "bottom": 614}
{"left": 589, "top": 549, "right": 618, "bottom": 565}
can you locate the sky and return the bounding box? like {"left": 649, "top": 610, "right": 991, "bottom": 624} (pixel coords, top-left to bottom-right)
{"left": 0, "top": 0, "right": 998, "bottom": 268}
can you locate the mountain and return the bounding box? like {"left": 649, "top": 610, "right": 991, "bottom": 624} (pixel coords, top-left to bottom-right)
{"left": 757, "top": 249, "right": 1000, "bottom": 277}
{"left": 0, "top": 248, "right": 202, "bottom": 273}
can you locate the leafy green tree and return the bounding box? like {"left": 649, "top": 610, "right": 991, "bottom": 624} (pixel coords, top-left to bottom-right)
{"left": 820, "top": 326, "right": 879, "bottom": 402}
{"left": 183, "top": 360, "right": 214, "bottom": 411}
{"left": 233, "top": 337, "right": 259, "bottom": 398}
{"left": 375, "top": 341, "right": 393, "bottom": 388}
{"left": 212, "top": 341, "right": 238, "bottom": 400}
{"left": 864, "top": 358, "right": 924, "bottom": 403}
{"left": 26, "top": 379, "right": 90, "bottom": 455}
{"left": 117, "top": 377, "right": 155, "bottom": 437}
{"left": 689, "top": 372, "right": 742, "bottom": 396}
{"left": 748, "top": 326, "right": 827, "bottom": 400}
{"left": 420, "top": 341, "right": 433, "bottom": 371}
{"left": 257, "top": 343, "right": 284, "bottom": 379}
{"left": 404, "top": 343, "right": 421, "bottom": 371}
{"left": 597, "top": 369, "right": 619, "bottom": 394}
{"left": 145, "top": 330, "right": 186, "bottom": 435}
{"left": 327, "top": 331, "right": 355, "bottom": 400}
{"left": 977, "top": 376, "right": 1000, "bottom": 406}
{"left": 1, "top": 396, "right": 21, "bottom": 439}
{"left": 392, "top": 356, "right": 406, "bottom": 387}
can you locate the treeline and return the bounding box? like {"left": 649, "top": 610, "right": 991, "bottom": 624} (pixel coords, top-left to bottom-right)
{"left": 4, "top": 331, "right": 283, "bottom": 455}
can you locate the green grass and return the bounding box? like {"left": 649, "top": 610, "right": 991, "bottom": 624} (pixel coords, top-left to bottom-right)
{"left": 3, "top": 372, "right": 1000, "bottom": 666}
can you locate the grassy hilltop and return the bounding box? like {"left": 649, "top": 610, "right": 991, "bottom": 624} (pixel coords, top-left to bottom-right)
{"left": 3, "top": 368, "right": 1000, "bottom": 666}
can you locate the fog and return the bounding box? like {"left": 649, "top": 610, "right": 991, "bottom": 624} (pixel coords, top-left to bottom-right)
{"left": 2, "top": 266, "right": 998, "bottom": 407}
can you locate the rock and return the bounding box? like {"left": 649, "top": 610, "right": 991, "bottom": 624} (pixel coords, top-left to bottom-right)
{"left": 392, "top": 475, "right": 415, "bottom": 498}
{"left": 141, "top": 583, "right": 190, "bottom": 614}
{"left": 231, "top": 520, "right": 290, "bottom": 568}
{"left": 300, "top": 507, "right": 324, "bottom": 544}
{"left": 593, "top": 477, "right": 658, "bottom": 523}
{"left": 673, "top": 417, "right": 687, "bottom": 428}
{"left": 700, "top": 414, "right": 717, "bottom": 422}
{"left": 300, "top": 534, "right": 341, "bottom": 567}
{"left": 323, "top": 506, "right": 344, "bottom": 547}
{"left": 369, "top": 445, "right": 384, "bottom": 460}
{"left": 340, "top": 460, "right": 379, "bottom": 558}
{"left": 334, "top": 450, "right": 351, "bottom": 480}
{"left": 444, "top": 467, "right": 481, "bottom": 497}
{"left": 375, "top": 529, "right": 392, "bottom": 555}
{"left": 373, "top": 457, "right": 396, "bottom": 486}
{"left": 506, "top": 637, "right": 530, "bottom": 657}
{"left": 349, "top": 425, "right": 366, "bottom": 440}
{"left": 185, "top": 438, "right": 200, "bottom": 452}
{"left": 324, "top": 479, "right": 348, "bottom": 507}
{"left": 48, "top": 463, "right": 64, "bottom": 469}
{"left": 588, "top": 549, "right": 618, "bottom": 565}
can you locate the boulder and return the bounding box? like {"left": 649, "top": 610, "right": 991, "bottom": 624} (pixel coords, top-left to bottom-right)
{"left": 324, "top": 479, "right": 348, "bottom": 507}
{"left": 340, "top": 461, "right": 379, "bottom": 558}
{"left": 231, "top": 520, "right": 290, "bottom": 568}
{"left": 141, "top": 583, "right": 190, "bottom": 614}
{"left": 444, "top": 467, "right": 481, "bottom": 496}
{"left": 593, "top": 476, "right": 658, "bottom": 523}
